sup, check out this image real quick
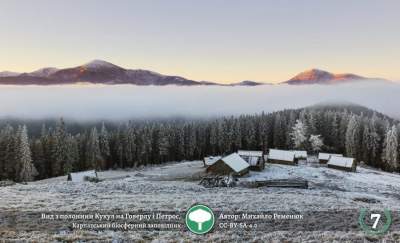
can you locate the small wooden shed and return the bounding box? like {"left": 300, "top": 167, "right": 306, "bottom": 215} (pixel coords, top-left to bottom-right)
{"left": 327, "top": 156, "right": 357, "bottom": 172}
{"left": 203, "top": 156, "right": 222, "bottom": 167}
{"left": 293, "top": 150, "right": 308, "bottom": 160}
{"left": 268, "top": 149, "right": 297, "bottom": 165}
{"left": 318, "top": 153, "right": 343, "bottom": 164}
{"left": 237, "top": 150, "right": 265, "bottom": 171}
{"left": 67, "top": 170, "right": 98, "bottom": 182}
{"left": 206, "top": 153, "right": 250, "bottom": 176}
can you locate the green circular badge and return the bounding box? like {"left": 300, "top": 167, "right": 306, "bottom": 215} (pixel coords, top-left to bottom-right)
{"left": 358, "top": 208, "right": 392, "bottom": 235}
{"left": 185, "top": 204, "right": 215, "bottom": 234}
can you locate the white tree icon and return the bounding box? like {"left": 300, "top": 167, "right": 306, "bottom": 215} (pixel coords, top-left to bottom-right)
{"left": 188, "top": 208, "right": 212, "bottom": 230}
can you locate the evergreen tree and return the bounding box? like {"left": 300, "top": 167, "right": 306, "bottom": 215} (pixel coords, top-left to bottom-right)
{"left": 86, "top": 127, "right": 103, "bottom": 170}
{"left": 159, "top": 126, "right": 170, "bottom": 162}
{"left": 51, "top": 118, "right": 70, "bottom": 176}
{"left": 309, "top": 134, "right": 324, "bottom": 153}
{"left": 0, "top": 125, "right": 16, "bottom": 180}
{"left": 345, "top": 115, "right": 361, "bottom": 158}
{"left": 273, "top": 113, "right": 286, "bottom": 148}
{"left": 382, "top": 125, "right": 399, "bottom": 171}
{"left": 99, "top": 123, "right": 111, "bottom": 167}
{"left": 289, "top": 120, "right": 308, "bottom": 149}
{"left": 361, "top": 118, "right": 380, "bottom": 166}
{"left": 63, "top": 134, "right": 79, "bottom": 174}
{"left": 15, "top": 125, "right": 38, "bottom": 182}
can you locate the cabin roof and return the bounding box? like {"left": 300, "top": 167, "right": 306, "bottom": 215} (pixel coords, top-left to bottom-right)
{"left": 268, "top": 149, "right": 295, "bottom": 162}
{"left": 68, "top": 170, "right": 97, "bottom": 182}
{"left": 328, "top": 156, "right": 355, "bottom": 168}
{"left": 292, "top": 150, "right": 308, "bottom": 158}
{"left": 203, "top": 156, "right": 222, "bottom": 166}
{"left": 219, "top": 153, "right": 249, "bottom": 173}
{"left": 237, "top": 150, "right": 263, "bottom": 157}
{"left": 318, "top": 153, "right": 343, "bottom": 160}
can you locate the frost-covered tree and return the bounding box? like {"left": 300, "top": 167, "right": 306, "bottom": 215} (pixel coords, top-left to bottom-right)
{"left": 305, "top": 110, "right": 318, "bottom": 135}
{"left": 99, "top": 123, "right": 111, "bottom": 165}
{"left": 124, "top": 123, "right": 136, "bottom": 167}
{"left": 273, "top": 113, "right": 286, "bottom": 148}
{"left": 86, "top": 127, "right": 103, "bottom": 170}
{"left": 63, "top": 134, "right": 79, "bottom": 174}
{"left": 159, "top": 125, "right": 170, "bottom": 162}
{"left": 0, "top": 125, "right": 16, "bottom": 180}
{"left": 259, "top": 114, "right": 269, "bottom": 153}
{"left": 15, "top": 125, "right": 38, "bottom": 182}
{"left": 345, "top": 115, "right": 361, "bottom": 158}
{"left": 382, "top": 125, "right": 399, "bottom": 171}
{"left": 309, "top": 134, "right": 324, "bottom": 153}
{"left": 289, "top": 120, "right": 308, "bottom": 149}
{"left": 51, "top": 118, "right": 70, "bottom": 176}
{"left": 362, "top": 118, "right": 380, "bottom": 165}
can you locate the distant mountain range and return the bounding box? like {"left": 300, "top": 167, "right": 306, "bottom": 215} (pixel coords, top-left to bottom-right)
{"left": 0, "top": 60, "right": 388, "bottom": 86}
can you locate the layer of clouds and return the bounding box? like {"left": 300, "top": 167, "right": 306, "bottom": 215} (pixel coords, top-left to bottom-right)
{"left": 0, "top": 81, "right": 398, "bottom": 121}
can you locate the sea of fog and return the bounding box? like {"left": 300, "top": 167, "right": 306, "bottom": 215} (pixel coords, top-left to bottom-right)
{"left": 0, "top": 81, "right": 398, "bottom": 121}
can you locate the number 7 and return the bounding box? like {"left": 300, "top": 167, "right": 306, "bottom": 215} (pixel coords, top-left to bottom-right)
{"left": 371, "top": 214, "right": 381, "bottom": 229}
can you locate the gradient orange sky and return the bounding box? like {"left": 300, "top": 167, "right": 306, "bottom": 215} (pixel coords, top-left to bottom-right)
{"left": 0, "top": 0, "right": 399, "bottom": 83}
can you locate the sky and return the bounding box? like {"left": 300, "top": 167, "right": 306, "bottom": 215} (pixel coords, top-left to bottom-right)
{"left": 0, "top": 0, "right": 399, "bottom": 83}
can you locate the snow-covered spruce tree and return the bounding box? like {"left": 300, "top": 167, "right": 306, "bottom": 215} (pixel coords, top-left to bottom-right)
{"left": 31, "top": 139, "right": 46, "bottom": 179}
{"left": 305, "top": 110, "right": 318, "bottom": 136}
{"left": 337, "top": 111, "right": 350, "bottom": 152}
{"left": 183, "top": 123, "right": 196, "bottom": 160}
{"left": 159, "top": 125, "right": 170, "bottom": 162}
{"left": 99, "top": 123, "right": 111, "bottom": 167}
{"left": 329, "top": 112, "right": 340, "bottom": 150}
{"left": 345, "top": 115, "right": 361, "bottom": 159}
{"left": 39, "top": 125, "right": 54, "bottom": 178}
{"left": 361, "top": 117, "right": 381, "bottom": 166}
{"left": 15, "top": 125, "right": 38, "bottom": 182}
{"left": 51, "top": 118, "right": 70, "bottom": 176}
{"left": 273, "top": 113, "right": 286, "bottom": 148}
{"left": 115, "top": 126, "right": 125, "bottom": 168}
{"left": 232, "top": 119, "right": 242, "bottom": 152}
{"left": 382, "top": 125, "right": 399, "bottom": 171}
{"left": 0, "top": 124, "right": 16, "bottom": 180}
{"left": 150, "top": 125, "right": 161, "bottom": 164}
{"left": 309, "top": 134, "right": 324, "bottom": 154}
{"left": 209, "top": 121, "right": 219, "bottom": 155}
{"left": 85, "top": 127, "right": 103, "bottom": 170}
{"left": 141, "top": 125, "right": 152, "bottom": 165}
{"left": 286, "top": 111, "right": 297, "bottom": 149}
{"left": 63, "top": 134, "right": 79, "bottom": 174}
{"left": 289, "top": 119, "right": 308, "bottom": 150}
{"left": 259, "top": 114, "right": 269, "bottom": 153}
{"left": 124, "top": 123, "right": 136, "bottom": 167}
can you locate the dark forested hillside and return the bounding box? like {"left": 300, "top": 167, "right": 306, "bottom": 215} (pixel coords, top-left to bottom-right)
{"left": 0, "top": 104, "right": 399, "bottom": 182}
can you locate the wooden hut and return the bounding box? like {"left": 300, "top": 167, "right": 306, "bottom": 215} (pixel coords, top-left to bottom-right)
{"left": 293, "top": 150, "right": 308, "bottom": 160}
{"left": 237, "top": 150, "right": 265, "bottom": 171}
{"left": 327, "top": 156, "right": 357, "bottom": 172}
{"left": 203, "top": 156, "right": 222, "bottom": 167}
{"left": 318, "top": 153, "right": 343, "bottom": 164}
{"left": 67, "top": 170, "right": 98, "bottom": 182}
{"left": 268, "top": 149, "right": 296, "bottom": 165}
{"left": 206, "top": 153, "right": 250, "bottom": 176}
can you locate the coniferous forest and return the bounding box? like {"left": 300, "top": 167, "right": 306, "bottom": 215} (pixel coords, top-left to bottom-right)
{"left": 0, "top": 104, "right": 399, "bottom": 182}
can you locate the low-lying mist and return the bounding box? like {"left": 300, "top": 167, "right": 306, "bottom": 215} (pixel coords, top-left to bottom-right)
{"left": 0, "top": 81, "right": 398, "bottom": 121}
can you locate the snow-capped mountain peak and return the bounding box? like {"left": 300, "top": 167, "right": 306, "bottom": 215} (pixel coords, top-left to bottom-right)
{"left": 82, "top": 60, "right": 123, "bottom": 70}
{"left": 285, "top": 68, "right": 366, "bottom": 85}
{"left": 30, "top": 67, "right": 59, "bottom": 77}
